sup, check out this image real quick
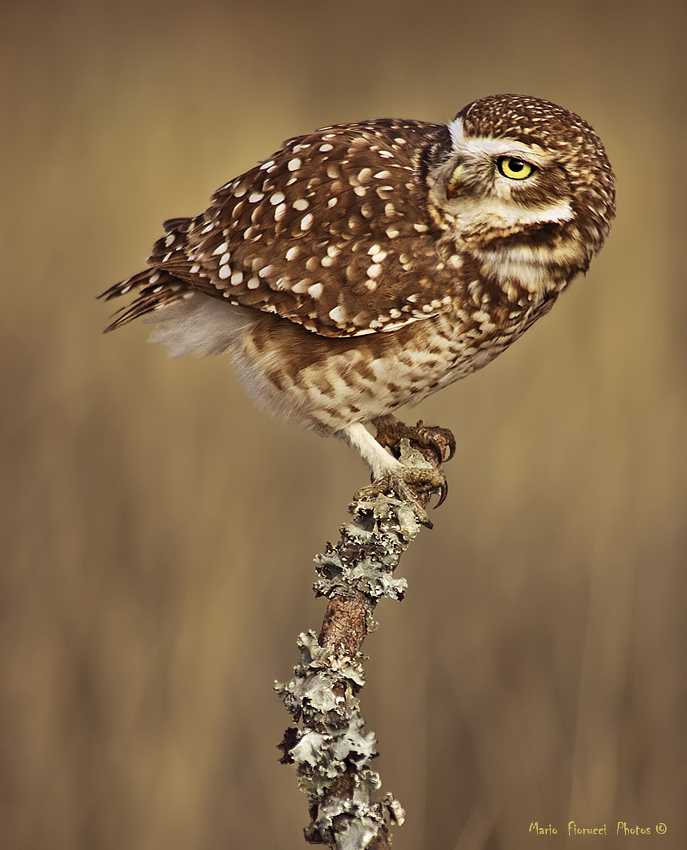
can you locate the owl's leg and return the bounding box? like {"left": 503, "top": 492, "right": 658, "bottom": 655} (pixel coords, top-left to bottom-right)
{"left": 341, "top": 422, "right": 403, "bottom": 479}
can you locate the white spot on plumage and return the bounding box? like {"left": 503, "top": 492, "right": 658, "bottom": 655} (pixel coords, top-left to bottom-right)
{"left": 270, "top": 192, "right": 285, "bottom": 205}
{"left": 329, "top": 306, "right": 347, "bottom": 323}
{"left": 231, "top": 271, "right": 243, "bottom": 285}
{"left": 308, "top": 283, "right": 323, "bottom": 299}
{"left": 247, "top": 276, "right": 260, "bottom": 289}
{"left": 293, "top": 198, "right": 309, "bottom": 211}
{"left": 300, "top": 213, "right": 314, "bottom": 231}
{"left": 248, "top": 192, "right": 264, "bottom": 203}
{"left": 274, "top": 203, "right": 287, "bottom": 221}
{"left": 165, "top": 234, "right": 175, "bottom": 247}
{"left": 286, "top": 246, "right": 300, "bottom": 261}
{"left": 287, "top": 158, "right": 302, "bottom": 172}
{"left": 213, "top": 242, "right": 228, "bottom": 255}
{"left": 218, "top": 265, "right": 231, "bottom": 279}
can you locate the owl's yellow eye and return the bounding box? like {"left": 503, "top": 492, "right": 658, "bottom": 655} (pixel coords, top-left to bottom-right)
{"left": 497, "top": 156, "right": 535, "bottom": 180}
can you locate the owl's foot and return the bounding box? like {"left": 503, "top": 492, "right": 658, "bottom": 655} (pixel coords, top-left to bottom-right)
{"left": 373, "top": 415, "right": 456, "bottom": 469}
{"left": 353, "top": 467, "right": 447, "bottom": 528}
{"left": 352, "top": 416, "right": 456, "bottom": 526}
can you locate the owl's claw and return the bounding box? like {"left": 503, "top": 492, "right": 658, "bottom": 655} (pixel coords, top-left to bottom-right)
{"left": 435, "top": 477, "right": 449, "bottom": 509}
{"left": 438, "top": 428, "right": 457, "bottom": 463}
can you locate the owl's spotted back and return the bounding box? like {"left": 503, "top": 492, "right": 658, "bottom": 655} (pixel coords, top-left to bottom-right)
{"left": 105, "top": 119, "right": 466, "bottom": 337}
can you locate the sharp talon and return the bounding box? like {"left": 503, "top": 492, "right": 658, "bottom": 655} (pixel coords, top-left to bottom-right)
{"left": 434, "top": 478, "right": 449, "bottom": 508}
{"left": 429, "top": 436, "right": 447, "bottom": 465}
{"left": 420, "top": 516, "right": 434, "bottom": 530}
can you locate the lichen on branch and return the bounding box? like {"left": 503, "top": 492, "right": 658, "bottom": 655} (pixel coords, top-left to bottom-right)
{"left": 276, "top": 426, "right": 453, "bottom": 849}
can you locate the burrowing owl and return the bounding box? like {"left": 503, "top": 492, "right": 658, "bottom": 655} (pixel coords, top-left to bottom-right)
{"left": 101, "top": 94, "right": 615, "bottom": 483}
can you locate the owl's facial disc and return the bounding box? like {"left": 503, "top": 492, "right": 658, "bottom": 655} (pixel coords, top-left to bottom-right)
{"left": 438, "top": 116, "right": 574, "bottom": 233}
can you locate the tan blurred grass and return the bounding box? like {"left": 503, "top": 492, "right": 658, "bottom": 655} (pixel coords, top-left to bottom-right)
{"left": 2, "top": 1, "right": 686, "bottom": 848}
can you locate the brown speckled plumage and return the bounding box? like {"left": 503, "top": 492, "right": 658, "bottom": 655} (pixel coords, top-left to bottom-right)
{"left": 101, "top": 94, "right": 615, "bottom": 478}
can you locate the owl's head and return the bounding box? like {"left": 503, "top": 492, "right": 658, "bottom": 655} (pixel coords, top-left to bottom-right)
{"left": 428, "top": 94, "right": 615, "bottom": 275}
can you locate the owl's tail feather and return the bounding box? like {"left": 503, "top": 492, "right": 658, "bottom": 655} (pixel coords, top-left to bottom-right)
{"left": 99, "top": 215, "right": 198, "bottom": 331}
{"left": 98, "top": 268, "right": 188, "bottom": 332}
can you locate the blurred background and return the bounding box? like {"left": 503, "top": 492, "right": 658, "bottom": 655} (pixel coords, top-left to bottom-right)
{"left": 2, "top": 0, "right": 686, "bottom": 847}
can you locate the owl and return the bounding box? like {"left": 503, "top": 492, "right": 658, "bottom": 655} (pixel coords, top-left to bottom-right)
{"left": 101, "top": 94, "right": 615, "bottom": 486}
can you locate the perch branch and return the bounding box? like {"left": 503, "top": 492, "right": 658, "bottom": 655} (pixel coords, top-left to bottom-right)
{"left": 276, "top": 423, "right": 454, "bottom": 849}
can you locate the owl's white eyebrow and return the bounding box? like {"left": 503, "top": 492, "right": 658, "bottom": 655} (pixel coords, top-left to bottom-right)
{"left": 448, "top": 117, "right": 546, "bottom": 163}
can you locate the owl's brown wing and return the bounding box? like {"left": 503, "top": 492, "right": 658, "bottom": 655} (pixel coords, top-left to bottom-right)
{"left": 101, "top": 120, "right": 460, "bottom": 338}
